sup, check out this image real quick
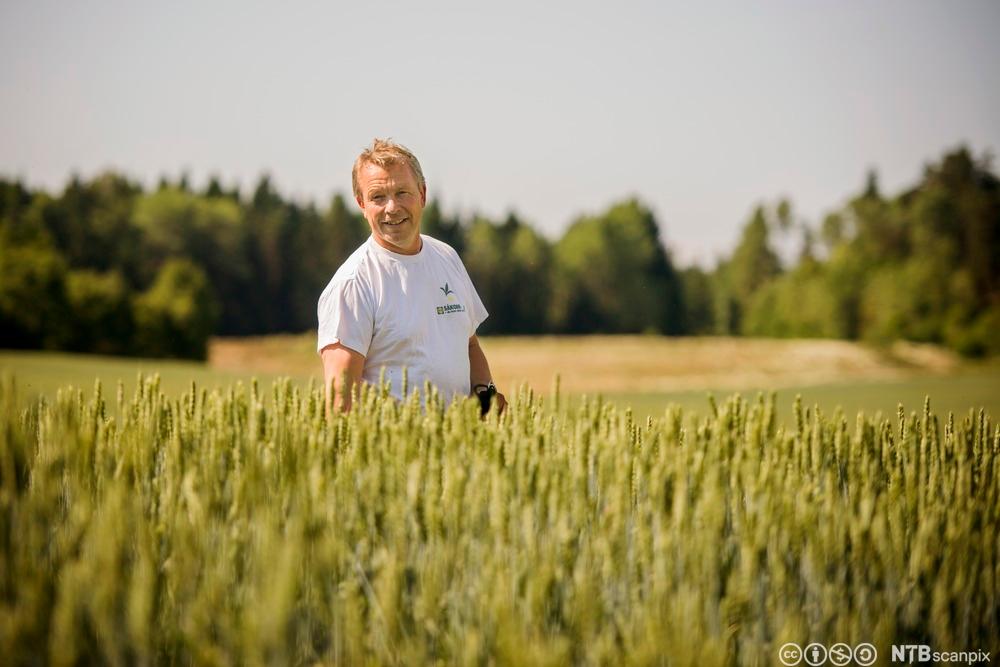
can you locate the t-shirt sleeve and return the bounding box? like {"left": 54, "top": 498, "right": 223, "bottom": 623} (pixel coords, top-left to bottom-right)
{"left": 456, "top": 255, "right": 488, "bottom": 335}
{"left": 468, "top": 284, "right": 488, "bottom": 335}
{"left": 316, "top": 277, "right": 374, "bottom": 356}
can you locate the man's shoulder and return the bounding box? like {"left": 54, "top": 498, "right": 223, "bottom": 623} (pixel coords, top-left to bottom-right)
{"left": 330, "top": 238, "right": 378, "bottom": 281}
{"left": 421, "top": 234, "right": 463, "bottom": 262}
{"left": 319, "top": 239, "right": 376, "bottom": 299}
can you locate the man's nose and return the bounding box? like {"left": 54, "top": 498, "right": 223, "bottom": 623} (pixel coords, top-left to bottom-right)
{"left": 384, "top": 197, "right": 397, "bottom": 213}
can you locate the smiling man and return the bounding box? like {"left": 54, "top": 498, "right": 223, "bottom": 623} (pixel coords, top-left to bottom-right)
{"left": 317, "top": 138, "right": 506, "bottom": 414}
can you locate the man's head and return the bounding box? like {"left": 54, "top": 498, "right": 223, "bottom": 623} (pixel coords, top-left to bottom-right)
{"left": 353, "top": 139, "right": 427, "bottom": 255}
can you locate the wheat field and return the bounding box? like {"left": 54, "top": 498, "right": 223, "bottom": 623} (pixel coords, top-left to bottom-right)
{"left": 1, "top": 373, "right": 997, "bottom": 665}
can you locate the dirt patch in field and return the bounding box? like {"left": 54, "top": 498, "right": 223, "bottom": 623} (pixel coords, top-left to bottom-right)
{"left": 210, "top": 335, "right": 321, "bottom": 378}
{"left": 477, "top": 336, "right": 960, "bottom": 393}
{"left": 210, "top": 334, "right": 962, "bottom": 394}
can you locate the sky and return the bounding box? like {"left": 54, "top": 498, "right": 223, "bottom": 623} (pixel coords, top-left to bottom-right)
{"left": 1, "top": 0, "right": 998, "bottom": 265}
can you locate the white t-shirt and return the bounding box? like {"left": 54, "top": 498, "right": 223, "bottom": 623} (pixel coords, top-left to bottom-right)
{"left": 317, "top": 234, "right": 488, "bottom": 402}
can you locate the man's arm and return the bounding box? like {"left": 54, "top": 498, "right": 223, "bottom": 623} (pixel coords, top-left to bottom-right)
{"left": 469, "top": 335, "right": 506, "bottom": 415}
{"left": 321, "top": 343, "right": 365, "bottom": 414}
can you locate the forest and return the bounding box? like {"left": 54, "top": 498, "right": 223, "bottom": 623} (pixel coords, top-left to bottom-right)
{"left": 1, "top": 146, "right": 997, "bottom": 359}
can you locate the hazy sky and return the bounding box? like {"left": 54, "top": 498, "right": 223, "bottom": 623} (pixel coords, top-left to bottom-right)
{"left": 2, "top": 0, "right": 998, "bottom": 265}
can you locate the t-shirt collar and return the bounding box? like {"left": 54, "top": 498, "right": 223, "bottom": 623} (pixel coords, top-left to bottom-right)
{"left": 367, "top": 234, "right": 426, "bottom": 263}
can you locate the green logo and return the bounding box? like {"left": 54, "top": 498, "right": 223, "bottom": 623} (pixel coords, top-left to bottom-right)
{"left": 436, "top": 283, "right": 463, "bottom": 314}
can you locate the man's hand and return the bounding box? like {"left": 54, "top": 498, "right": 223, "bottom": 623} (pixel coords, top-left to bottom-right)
{"left": 320, "top": 343, "right": 365, "bottom": 414}
{"left": 474, "top": 382, "right": 507, "bottom": 416}
{"left": 493, "top": 388, "right": 508, "bottom": 415}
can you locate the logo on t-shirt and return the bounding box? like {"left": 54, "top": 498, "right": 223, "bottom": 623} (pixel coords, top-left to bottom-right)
{"left": 436, "top": 282, "right": 465, "bottom": 315}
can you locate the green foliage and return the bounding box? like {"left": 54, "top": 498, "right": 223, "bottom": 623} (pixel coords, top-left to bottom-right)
{"left": 948, "top": 305, "right": 1000, "bottom": 357}
{"left": 716, "top": 205, "right": 783, "bottom": 335}
{"left": 282, "top": 195, "right": 369, "bottom": 334}
{"left": 726, "top": 147, "right": 1000, "bottom": 354}
{"left": 133, "top": 187, "right": 244, "bottom": 268}
{"left": 679, "top": 266, "right": 715, "bottom": 335}
{"left": 421, "top": 198, "right": 465, "bottom": 254}
{"left": 860, "top": 262, "right": 942, "bottom": 345}
{"left": 0, "top": 236, "right": 70, "bottom": 349}
{"left": 0, "top": 181, "right": 50, "bottom": 247}
{"left": 820, "top": 212, "right": 845, "bottom": 251}
{"left": 729, "top": 205, "right": 782, "bottom": 302}
{"left": 464, "top": 214, "right": 553, "bottom": 334}
{"left": 838, "top": 148, "right": 1000, "bottom": 354}
{"left": 1, "top": 378, "right": 997, "bottom": 664}
{"left": 132, "top": 259, "right": 218, "bottom": 360}
{"left": 551, "top": 199, "right": 683, "bottom": 334}
{"left": 0, "top": 174, "right": 371, "bottom": 355}
{"left": 0, "top": 179, "right": 32, "bottom": 220}
{"left": 65, "top": 270, "right": 134, "bottom": 356}
{"left": 820, "top": 244, "right": 867, "bottom": 339}
{"left": 744, "top": 262, "right": 842, "bottom": 338}
{"left": 1, "top": 144, "right": 997, "bottom": 354}
{"left": 46, "top": 173, "right": 143, "bottom": 274}
{"left": 133, "top": 187, "right": 253, "bottom": 330}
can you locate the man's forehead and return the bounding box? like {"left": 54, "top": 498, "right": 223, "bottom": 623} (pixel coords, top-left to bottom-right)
{"left": 360, "top": 161, "right": 415, "bottom": 185}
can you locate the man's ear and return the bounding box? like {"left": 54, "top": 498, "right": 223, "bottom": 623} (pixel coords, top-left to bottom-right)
{"left": 356, "top": 194, "right": 364, "bottom": 208}
{"left": 420, "top": 184, "right": 427, "bottom": 206}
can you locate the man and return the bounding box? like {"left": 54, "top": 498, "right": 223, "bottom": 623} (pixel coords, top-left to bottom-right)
{"left": 317, "top": 138, "right": 506, "bottom": 414}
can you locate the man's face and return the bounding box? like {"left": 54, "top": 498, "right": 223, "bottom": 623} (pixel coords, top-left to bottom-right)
{"left": 356, "top": 161, "right": 426, "bottom": 255}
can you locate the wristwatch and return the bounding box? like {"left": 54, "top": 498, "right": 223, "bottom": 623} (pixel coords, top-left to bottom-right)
{"left": 473, "top": 382, "right": 497, "bottom": 415}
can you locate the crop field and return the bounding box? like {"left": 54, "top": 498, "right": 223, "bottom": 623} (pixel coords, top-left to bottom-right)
{"left": 2, "top": 369, "right": 999, "bottom": 664}
{"left": 1, "top": 337, "right": 999, "bottom": 664}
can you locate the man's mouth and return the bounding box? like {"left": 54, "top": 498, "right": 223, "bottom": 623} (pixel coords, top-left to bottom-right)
{"left": 382, "top": 218, "right": 407, "bottom": 227}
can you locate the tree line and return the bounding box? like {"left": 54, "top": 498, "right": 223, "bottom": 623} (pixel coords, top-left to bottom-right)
{"left": 1, "top": 146, "right": 997, "bottom": 360}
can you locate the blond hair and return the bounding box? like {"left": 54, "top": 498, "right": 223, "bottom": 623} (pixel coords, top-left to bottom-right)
{"left": 352, "top": 138, "right": 426, "bottom": 201}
